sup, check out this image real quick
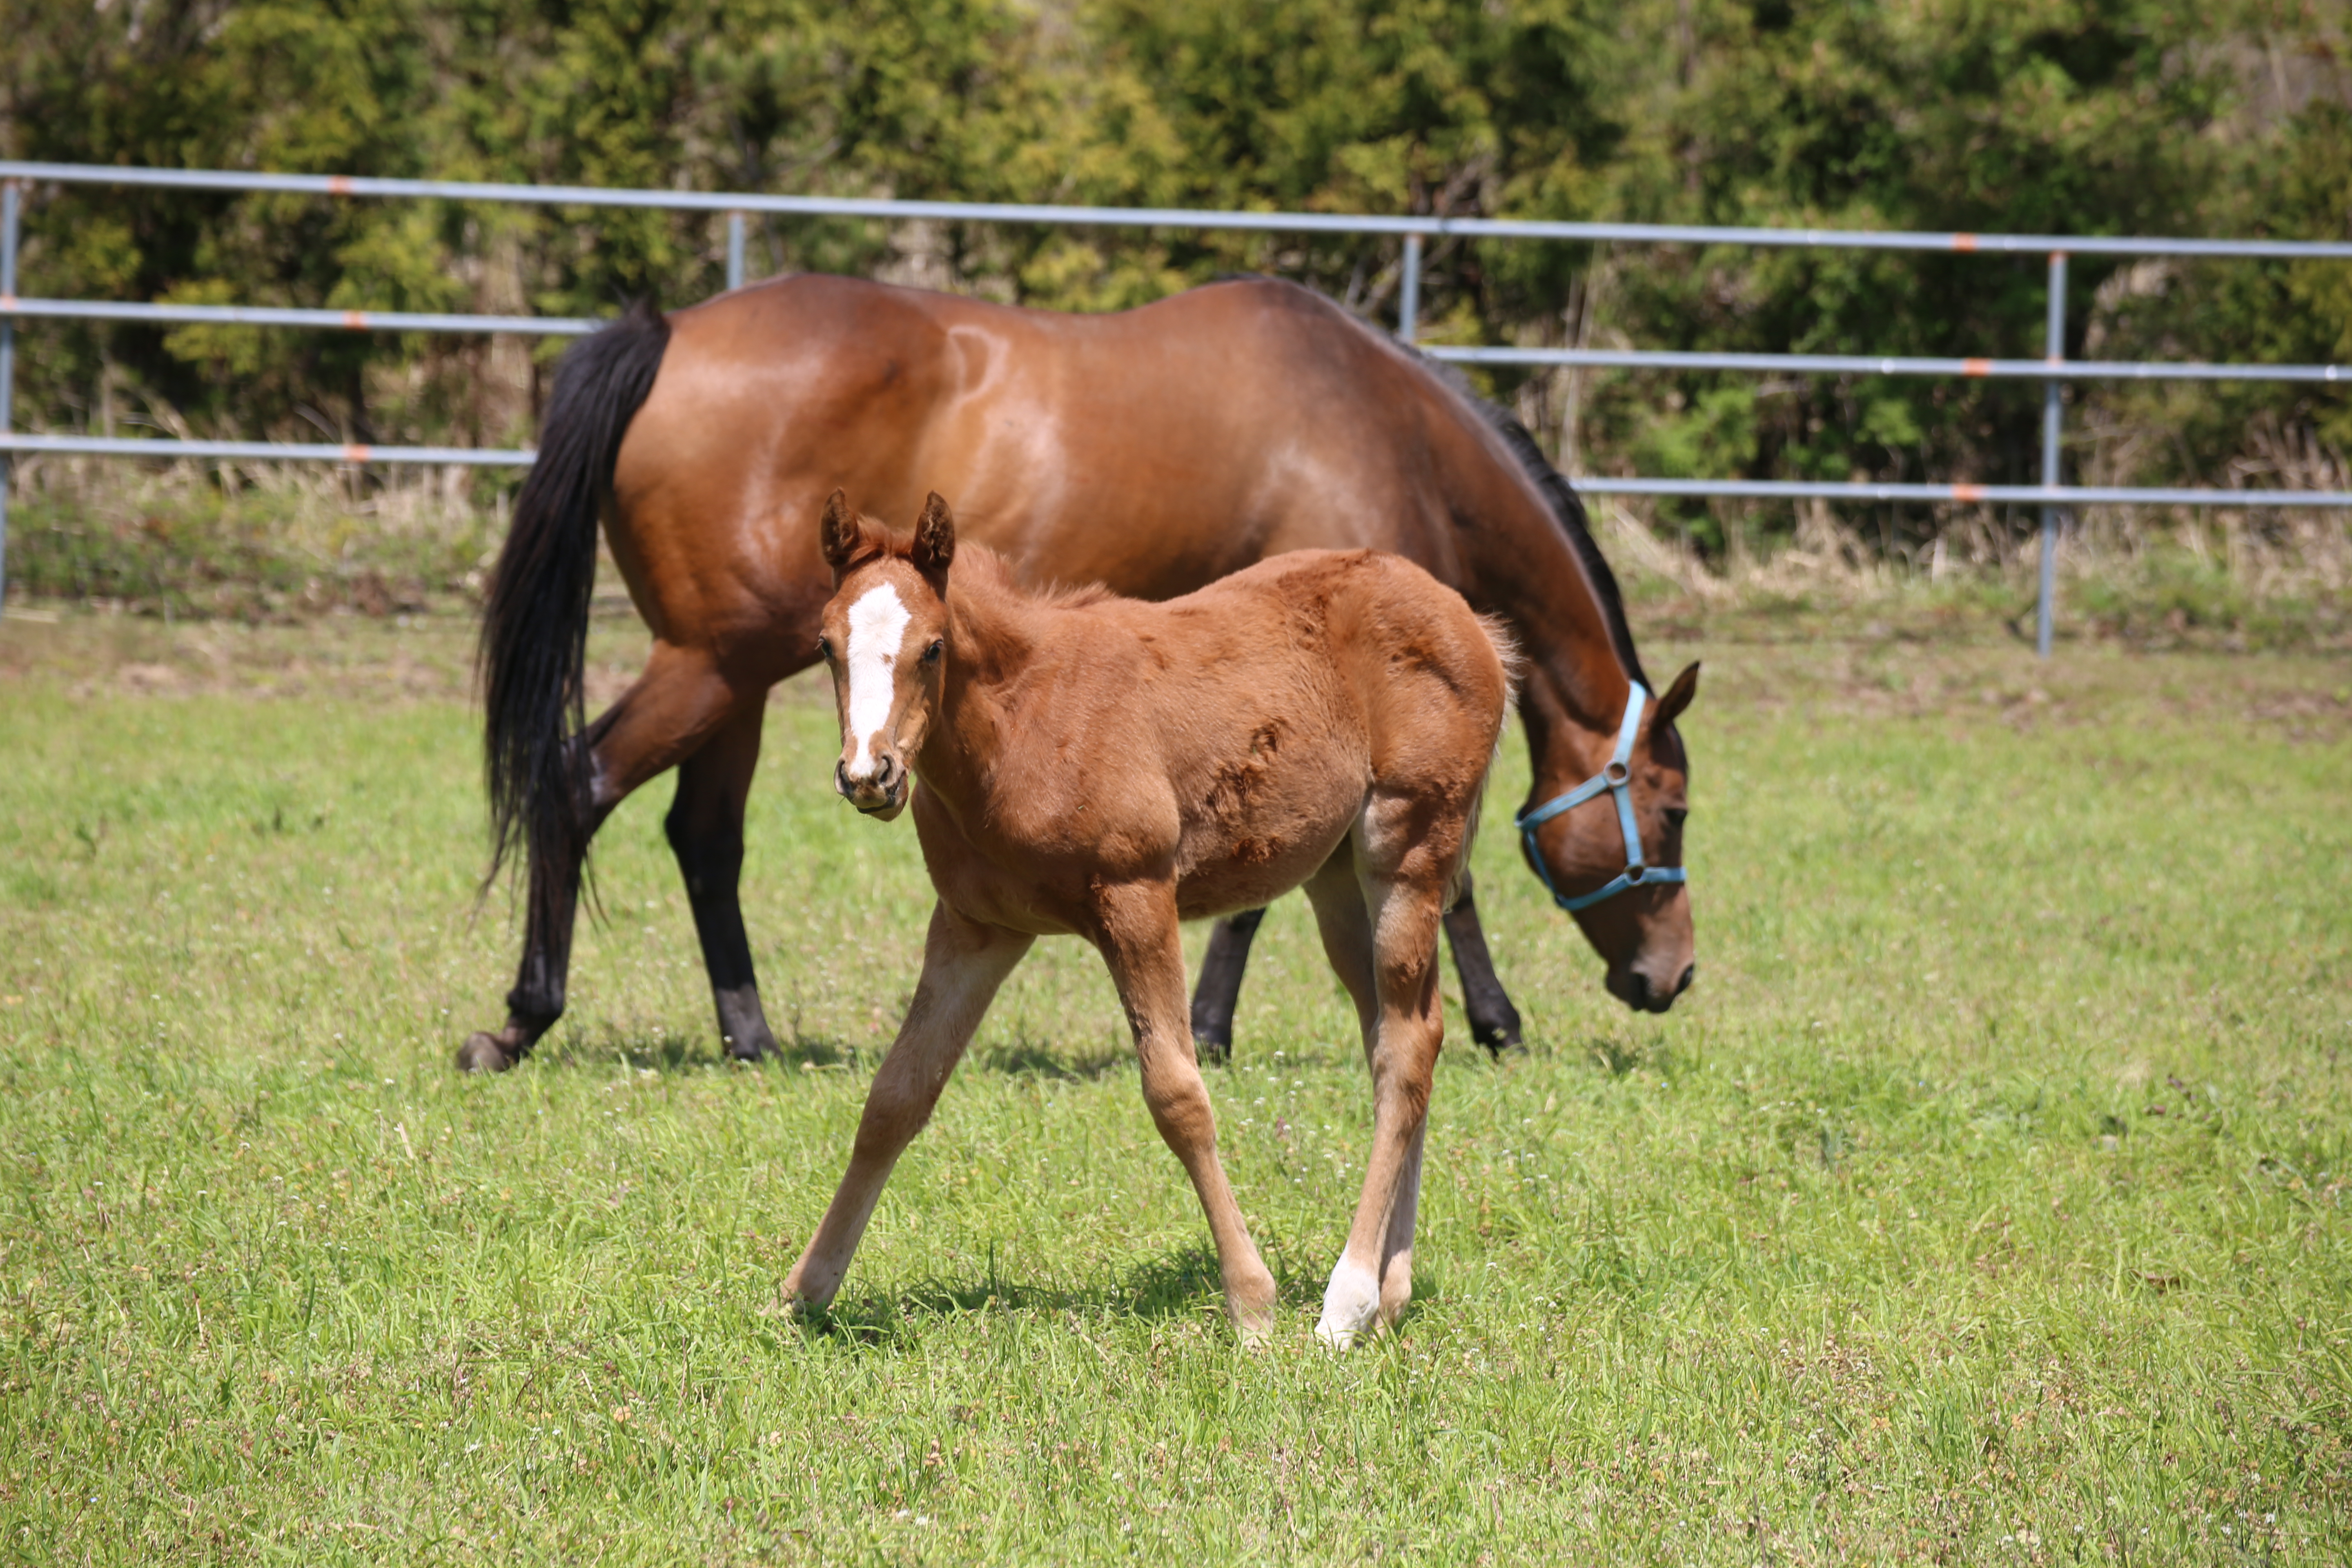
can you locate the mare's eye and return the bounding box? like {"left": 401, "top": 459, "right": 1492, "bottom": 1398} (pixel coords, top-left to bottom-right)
{"left": 1664, "top": 807, "right": 1689, "bottom": 830}
{"left": 921, "top": 639, "right": 944, "bottom": 664}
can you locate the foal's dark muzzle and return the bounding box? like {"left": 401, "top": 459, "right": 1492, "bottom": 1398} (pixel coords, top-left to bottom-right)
{"left": 835, "top": 756, "right": 908, "bottom": 817}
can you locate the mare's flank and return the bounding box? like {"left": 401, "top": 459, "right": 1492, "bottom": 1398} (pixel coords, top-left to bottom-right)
{"left": 462, "top": 275, "right": 1699, "bottom": 1076}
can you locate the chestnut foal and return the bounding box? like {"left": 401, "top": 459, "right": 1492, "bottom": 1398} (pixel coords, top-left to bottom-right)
{"left": 782, "top": 493, "right": 1514, "bottom": 1345}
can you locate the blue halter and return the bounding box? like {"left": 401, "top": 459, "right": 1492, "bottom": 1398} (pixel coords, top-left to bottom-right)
{"left": 1515, "top": 684, "right": 1687, "bottom": 913}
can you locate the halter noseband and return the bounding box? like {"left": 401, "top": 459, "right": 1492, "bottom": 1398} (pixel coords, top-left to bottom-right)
{"left": 1515, "top": 684, "right": 1687, "bottom": 913}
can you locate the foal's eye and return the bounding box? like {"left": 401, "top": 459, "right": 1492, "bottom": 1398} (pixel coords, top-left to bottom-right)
{"left": 921, "top": 639, "right": 944, "bottom": 664}
{"left": 815, "top": 636, "right": 834, "bottom": 661}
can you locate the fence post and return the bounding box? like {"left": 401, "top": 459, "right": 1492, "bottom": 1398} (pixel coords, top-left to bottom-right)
{"left": 726, "top": 211, "right": 746, "bottom": 292}
{"left": 1398, "top": 232, "right": 1421, "bottom": 345}
{"left": 2036, "top": 249, "right": 2067, "bottom": 658}
{"left": 0, "top": 179, "right": 17, "bottom": 612}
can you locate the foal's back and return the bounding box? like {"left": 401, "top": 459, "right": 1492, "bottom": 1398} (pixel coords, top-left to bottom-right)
{"left": 971, "top": 548, "right": 1511, "bottom": 921}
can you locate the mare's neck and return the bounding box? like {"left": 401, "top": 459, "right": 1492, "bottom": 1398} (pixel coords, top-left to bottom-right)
{"left": 1417, "top": 398, "right": 1637, "bottom": 754}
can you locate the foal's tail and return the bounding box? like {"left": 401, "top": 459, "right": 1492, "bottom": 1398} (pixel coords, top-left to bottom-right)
{"left": 478, "top": 299, "right": 671, "bottom": 908}
{"left": 1450, "top": 612, "right": 1524, "bottom": 908}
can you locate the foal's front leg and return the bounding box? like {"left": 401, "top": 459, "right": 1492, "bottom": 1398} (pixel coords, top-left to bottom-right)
{"left": 782, "top": 902, "right": 1031, "bottom": 1312}
{"left": 1092, "top": 881, "right": 1278, "bottom": 1340}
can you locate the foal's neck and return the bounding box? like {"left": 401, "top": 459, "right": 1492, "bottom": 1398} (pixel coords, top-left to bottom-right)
{"left": 939, "top": 550, "right": 1045, "bottom": 687}
{"left": 915, "top": 553, "right": 1047, "bottom": 813}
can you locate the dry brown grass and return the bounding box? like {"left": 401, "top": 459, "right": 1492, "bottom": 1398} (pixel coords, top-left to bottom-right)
{"left": 2, "top": 461, "right": 2345, "bottom": 657}
{"left": 1593, "top": 497, "right": 2352, "bottom": 653}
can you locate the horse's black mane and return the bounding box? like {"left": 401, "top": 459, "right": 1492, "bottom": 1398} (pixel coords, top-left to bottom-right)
{"left": 1213, "top": 273, "right": 1651, "bottom": 689}
{"left": 1463, "top": 400, "right": 1649, "bottom": 690}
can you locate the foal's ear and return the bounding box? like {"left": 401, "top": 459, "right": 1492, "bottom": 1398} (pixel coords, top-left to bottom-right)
{"left": 819, "top": 489, "right": 867, "bottom": 575}
{"left": 1651, "top": 661, "right": 1701, "bottom": 731}
{"left": 911, "top": 491, "right": 957, "bottom": 585}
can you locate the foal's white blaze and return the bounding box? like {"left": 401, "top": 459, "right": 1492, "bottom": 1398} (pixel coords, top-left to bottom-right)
{"left": 843, "top": 582, "right": 913, "bottom": 780}
{"left": 1316, "top": 1257, "right": 1381, "bottom": 1350}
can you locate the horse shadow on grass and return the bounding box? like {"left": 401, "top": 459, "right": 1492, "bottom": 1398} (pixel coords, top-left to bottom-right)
{"left": 792, "top": 1240, "right": 1368, "bottom": 1350}
{"left": 539, "top": 1019, "right": 1128, "bottom": 1080}
{"left": 1581, "top": 1034, "right": 1690, "bottom": 1078}
{"left": 970, "top": 1033, "right": 1130, "bottom": 1082}
{"left": 534, "top": 1026, "right": 869, "bottom": 1076}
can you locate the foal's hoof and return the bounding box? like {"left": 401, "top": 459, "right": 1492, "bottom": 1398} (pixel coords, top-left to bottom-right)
{"left": 1315, "top": 1259, "right": 1381, "bottom": 1351}
{"left": 456, "top": 1032, "right": 520, "bottom": 1074}
{"left": 1225, "top": 1271, "right": 1278, "bottom": 1345}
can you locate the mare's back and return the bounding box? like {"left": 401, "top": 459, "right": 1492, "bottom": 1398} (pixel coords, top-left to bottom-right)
{"left": 985, "top": 281, "right": 1465, "bottom": 585}
{"left": 644, "top": 276, "right": 1481, "bottom": 604}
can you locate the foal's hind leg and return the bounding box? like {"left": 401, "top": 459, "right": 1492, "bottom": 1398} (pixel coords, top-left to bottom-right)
{"left": 1300, "top": 817, "right": 1451, "bottom": 1348}
{"left": 1094, "top": 882, "right": 1277, "bottom": 1339}
{"left": 459, "top": 644, "right": 742, "bottom": 1071}
{"left": 665, "top": 704, "right": 780, "bottom": 1062}
{"left": 784, "top": 903, "right": 1031, "bottom": 1310}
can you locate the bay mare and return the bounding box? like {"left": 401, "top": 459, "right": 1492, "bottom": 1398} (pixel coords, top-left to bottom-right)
{"left": 463, "top": 275, "right": 1698, "bottom": 1074}
{"left": 789, "top": 492, "right": 1513, "bottom": 1344}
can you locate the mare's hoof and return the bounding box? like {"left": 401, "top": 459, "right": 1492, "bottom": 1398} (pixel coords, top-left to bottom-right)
{"left": 456, "top": 1033, "right": 519, "bottom": 1074}
{"left": 1473, "top": 1022, "right": 1525, "bottom": 1060}
{"left": 724, "top": 1032, "right": 775, "bottom": 1064}
{"left": 1192, "top": 1030, "right": 1232, "bottom": 1068}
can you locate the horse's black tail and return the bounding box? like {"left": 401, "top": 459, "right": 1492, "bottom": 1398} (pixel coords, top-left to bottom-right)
{"left": 479, "top": 299, "right": 670, "bottom": 916}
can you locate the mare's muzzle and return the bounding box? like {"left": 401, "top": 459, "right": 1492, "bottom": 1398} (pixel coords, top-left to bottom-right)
{"left": 1612, "top": 962, "right": 1696, "bottom": 1015}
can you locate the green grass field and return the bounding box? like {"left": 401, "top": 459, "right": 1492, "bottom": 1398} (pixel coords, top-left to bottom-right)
{"left": 2, "top": 610, "right": 2348, "bottom": 1564}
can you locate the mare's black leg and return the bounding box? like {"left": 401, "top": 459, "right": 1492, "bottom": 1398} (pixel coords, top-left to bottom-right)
{"left": 1189, "top": 881, "right": 1524, "bottom": 1062}
{"left": 1188, "top": 907, "right": 1268, "bottom": 1066}
{"left": 664, "top": 706, "right": 779, "bottom": 1062}
{"left": 1443, "top": 871, "right": 1523, "bottom": 1056}
{"left": 459, "top": 646, "right": 739, "bottom": 1073}
{"left": 457, "top": 727, "right": 610, "bottom": 1074}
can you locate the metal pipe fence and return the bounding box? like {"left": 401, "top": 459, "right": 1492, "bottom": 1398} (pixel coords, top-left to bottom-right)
{"left": 3, "top": 159, "right": 2350, "bottom": 650}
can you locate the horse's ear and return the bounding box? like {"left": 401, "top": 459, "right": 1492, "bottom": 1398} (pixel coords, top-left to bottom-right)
{"left": 911, "top": 491, "right": 956, "bottom": 585}
{"left": 819, "top": 489, "right": 865, "bottom": 574}
{"left": 1652, "top": 661, "right": 1700, "bottom": 731}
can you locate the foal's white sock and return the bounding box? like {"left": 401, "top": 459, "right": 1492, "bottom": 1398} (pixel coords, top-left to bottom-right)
{"left": 1316, "top": 1258, "right": 1381, "bottom": 1350}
